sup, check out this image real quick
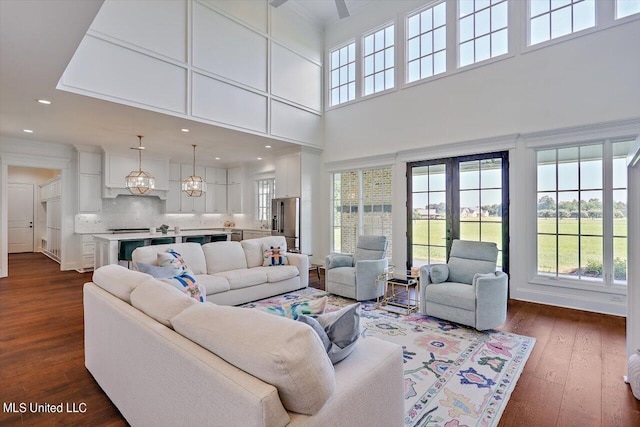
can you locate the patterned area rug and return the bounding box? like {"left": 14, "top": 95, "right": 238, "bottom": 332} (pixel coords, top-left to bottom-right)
{"left": 242, "top": 288, "right": 535, "bottom": 427}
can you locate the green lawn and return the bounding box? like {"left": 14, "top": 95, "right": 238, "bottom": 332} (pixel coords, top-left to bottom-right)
{"left": 411, "top": 218, "right": 628, "bottom": 277}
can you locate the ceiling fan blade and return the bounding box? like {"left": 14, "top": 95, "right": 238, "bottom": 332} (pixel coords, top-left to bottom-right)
{"left": 269, "top": 0, "right": 288, "bottom": 7}
{"left": 335, "top": 0, "right": 350, "bottom": 19}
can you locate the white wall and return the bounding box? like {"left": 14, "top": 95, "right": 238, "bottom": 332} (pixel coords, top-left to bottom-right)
{"left": 58, "top": 0, "right": 324, "bottom": 147}
{"left": 320, "top": 1, "right": 640, "bottom": 315}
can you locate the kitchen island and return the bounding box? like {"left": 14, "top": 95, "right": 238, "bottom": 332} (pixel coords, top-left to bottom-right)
{"left": 93, "top": 230, "right": 231, "bottom": 269}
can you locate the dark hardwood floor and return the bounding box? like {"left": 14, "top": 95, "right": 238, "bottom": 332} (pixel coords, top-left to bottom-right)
{"left": 1, "top": 253, "right": 638, "bottom": 426}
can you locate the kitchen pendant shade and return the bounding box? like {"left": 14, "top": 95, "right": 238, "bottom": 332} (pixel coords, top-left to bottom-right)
{"left": 182, "top": 144, "right": 206, "bottom": 197}
{"left": 126, "top": 170, "right": 155, "bottom": 195}
{"left": 126, "top": 135, "right": 155, "bottom": 195}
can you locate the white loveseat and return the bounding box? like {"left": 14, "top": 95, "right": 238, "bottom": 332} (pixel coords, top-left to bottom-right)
{"left": 84, "top": 265, "right": 404, "bottom": 427}
{"left": 132, "top": 236, "right": 308, "bottom": 305}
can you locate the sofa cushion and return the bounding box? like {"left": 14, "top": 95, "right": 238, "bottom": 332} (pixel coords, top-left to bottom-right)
{"left": 328, "top": 255, "right": 353, "bottom": 269}
{"left": 326, "top": 266, "right": 356, "bottom": 286}
{"left": 298, "top": 302, "right": 361, "bottom": 364}
{"left": 195, "top": 274, "right": 230, "bottom": 295}
{"left": 132, "top": 262, "right": 179, "bottom": 279}
{"left": 242, "top": 236, "right": 288, "bottom": 268}
{"left": 262, "top": 245, "right": 289, "bottom": 266}
{"left": 160, "top": 270, "right": 206, "bottom": 302}
{"left": 92, "top": 264, "right": 150, "bottom": 303}
{"left": 252, "top": 266, "right": 299, "bottom": 283}
{"left": 202, "top": 242, "right": 247, "bottom": 274}
{"left": 171, "top": 304, "right": 335, "bottom": 415}
{"left": 429, "top": 264, "right": 449, "bottom": 284}
{"left": 130, "top": 278, "right": 197, "bottom": 328}
{"left": 132, "top": 243, "right": 207, "bottom": 275}
{"left": 425, "top": 282, "right": 476, "bottom": 311}
{"left": 213, "top": 269, "right": 268, "bottom": 290}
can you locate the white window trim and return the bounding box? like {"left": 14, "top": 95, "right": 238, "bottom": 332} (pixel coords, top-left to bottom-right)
{"left": 523, "top": 121, "right": 640, "bottom": 296}
{"left": 361, "top": 20, "right": 397, "bottom": 98}
{"left": 325, "top": 39, "right": 359, "bottom": 111}
{"left": 405, "top": 0, "right": 448, "bottom": 85}
{"left": 522, "top": 0, "right": 640, "bottom": 54}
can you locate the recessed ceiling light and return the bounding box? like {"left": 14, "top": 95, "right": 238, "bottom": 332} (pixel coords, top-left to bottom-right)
{"left": 265, "top": 145, "right": 271, "bottom": 148}
{"left": 37, "top": 99, "right": 51, "bottom": 105}
{"left": 23, "top": 129, "right": 34, "bottom": 133}
{"left": 215, "top": 157, "right": 221, "bottom": 160}
{"left": 181, "top": 128, "right": 189, "bottom": 132}
{"left": 257, "top": 157, "right": 263, "bottom": 160}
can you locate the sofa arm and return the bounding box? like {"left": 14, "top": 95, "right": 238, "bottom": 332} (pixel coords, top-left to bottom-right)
{"left": 475, "top": 271, "right": 508, "bottom": 330}
{"left": 325, "top": 253, "right": 354, "bottom": 270}
{"left": 287, "top": 252, "right": 309, "bottom": 288}
{"left": 354, "top": 258, "right": 388, "bottom": 301}
{"left": 418, "top": 265, "right": 434, "bottom": 314}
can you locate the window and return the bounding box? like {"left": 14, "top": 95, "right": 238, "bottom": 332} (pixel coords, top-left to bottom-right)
{"left": 530, "top": 0, "right": 595, "bottom": 46}
{"left": 363, "top": 24, "right": 395, "bottom": 96}
{"left": 617, "top": 0, "right": 640, "bottom": 19}
{"left": 256, "top": 178, "right": 275, "bottom": 222}
{"left": 459, "top": 0, "right": 509, "bottom": 67}
{"left": 536, "top": 140, "right": 631, "bottom": 285}
{"left": 407, "top": 2, "right": 446, "bottom": 83}
{"left": 331, "top": 167, "right": 393, "bottom": 257}
{"left": 330, "top": 43, "right": 356, "bottom": 106}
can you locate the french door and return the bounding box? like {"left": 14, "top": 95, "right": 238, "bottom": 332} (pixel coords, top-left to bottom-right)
{"left": 407, "top": 151, "right": 509, "bottom": 273}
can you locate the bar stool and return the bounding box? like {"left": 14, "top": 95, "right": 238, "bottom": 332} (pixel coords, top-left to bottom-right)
{"left": 185, "top": 236, "right": 206, "bottom": 245}
{"left": 118, "top": 239, "right": 147, "bottom": 268}
{"left": 150, "top": 237, "right": 174, "bottom": 245}
{"left": 209, "top": 234, "right": 228, "bottom": 242}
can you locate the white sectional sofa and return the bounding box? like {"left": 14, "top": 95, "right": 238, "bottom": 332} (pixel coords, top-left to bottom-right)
{"left": 84, "top": 264, "right": 404, "bottom": 427}
{"left": 132, "top": 236, "right": 308, "bottom": 305}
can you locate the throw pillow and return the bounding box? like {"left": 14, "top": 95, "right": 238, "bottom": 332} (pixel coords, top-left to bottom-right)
{"left": 472, "top": 272, "right": 496, "bottom": 286}
{"left": 328, "top": 254, "right": 353, "bottom": 269}
{"left": 262, "top": 245, "right": 288, "bottom": 266}
{"left": 299, "top": 302, "right": 361, "bottom": 364}
{"left": 133, "top": 262, "right": 180, "bottom": 279}
{"left": 257, "top": 296, "right": 327, "bottom": 320}
{"left": 160, "top": 270, "right": 206, "bottom": 302}
{"left": 157, "top": 249, "right": 189, "bottom": 273}
{"left": 429, "top": 264, "right": 449, "bottom": 283}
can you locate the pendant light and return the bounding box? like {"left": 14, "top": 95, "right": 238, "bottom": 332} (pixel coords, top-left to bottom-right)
{"left": 182, "top": 144, "right": 207, "bottom": 197}
{"left": 125, "top": 135, "right": 155, "bottom": 195}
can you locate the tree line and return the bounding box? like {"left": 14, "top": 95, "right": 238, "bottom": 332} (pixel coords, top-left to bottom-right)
{"left": 537, "top": 195, "right": 627, "bottom": 218}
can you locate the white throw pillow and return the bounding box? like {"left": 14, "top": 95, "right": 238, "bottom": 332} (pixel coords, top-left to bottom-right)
{"left": 171, "top": 304, "right": 335, "bottom": 415}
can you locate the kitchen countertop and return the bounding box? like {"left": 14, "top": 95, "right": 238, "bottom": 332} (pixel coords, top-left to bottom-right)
{"left": 93, "top": 230, "right": 232, "bottom": 241}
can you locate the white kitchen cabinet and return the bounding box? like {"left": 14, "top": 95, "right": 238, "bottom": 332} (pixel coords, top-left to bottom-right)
{"left": 243, "top": 230, "right": 271, "bottom": 240}
{"left": 206, "top": 167, "right": 227, "bottom": 184}
{"left": 103, "top": 151, "right": 169, "bottom": 197}
{"left": 275, "top": 153, "right": 301, "bottom": 198}
{"left": 205, "top": 183, "right": 227, "bottom": 213}
{"left": 166, "top": 180, "right": 181, "bottom": 212}
{"left": 79, "top": 234, "right": 95, "bottom": 272}
{"left": 228, "top": 183, "right": 242, "bottom": 213}
{"left": 40, "top": 177, "right": 61, "bottom": 201}
{"left": 227, "top": 167, "right": 242, "bottom": 184}
{"left": 78, "top": 151, "right": 102, "bottom": 213}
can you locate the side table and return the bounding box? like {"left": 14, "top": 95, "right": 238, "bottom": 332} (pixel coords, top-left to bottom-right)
{"left": 376, "top": 268, "right": 420, "bottom": 315}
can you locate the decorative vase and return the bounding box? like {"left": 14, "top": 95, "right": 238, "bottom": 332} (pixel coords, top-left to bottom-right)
{"left": 629, "top": 350, "right": 640, "bottom": 400}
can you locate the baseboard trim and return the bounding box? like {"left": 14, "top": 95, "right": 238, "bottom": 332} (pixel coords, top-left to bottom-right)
{"left": 511, "top": 287, "right": 626, "bottom": 317}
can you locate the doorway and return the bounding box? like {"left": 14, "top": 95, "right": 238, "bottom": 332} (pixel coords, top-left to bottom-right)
{"left": 8, "top": 183, "right": 34, "bottom": 253}
{"left": 407, "top": 151, "right": 509, "bottom": 273}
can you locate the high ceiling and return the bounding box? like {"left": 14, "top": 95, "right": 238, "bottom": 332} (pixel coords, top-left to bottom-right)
{"left": 0, "top": 0, "right": 368, "bottom": 166}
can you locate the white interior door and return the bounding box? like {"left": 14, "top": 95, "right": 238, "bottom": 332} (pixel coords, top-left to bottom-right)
{"left": 8, "top": 183, "right": 34, "bottom": 253}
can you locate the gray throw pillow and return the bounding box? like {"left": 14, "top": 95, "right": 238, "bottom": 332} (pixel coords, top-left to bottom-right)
{"left": 430, "top": 264, "right": 449, "bottom": 283}
{"left": 298, "top": 303, "right": 361, "bottom": 364}
{"left": 472, "top": 272, "right": 496, "bottom": 286}
{"left": 133, "top": 262, "right": 180, "bottom": 279}
{"left": 329, "top": 255, "right": 353, "bottom": 269}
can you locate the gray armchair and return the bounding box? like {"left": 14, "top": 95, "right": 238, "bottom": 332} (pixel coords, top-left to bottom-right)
{"left": 419, "top": 240, "right": 507, "bottom": 331}
{"left": 325, "top": 235, "right": 388, "bottom": 301}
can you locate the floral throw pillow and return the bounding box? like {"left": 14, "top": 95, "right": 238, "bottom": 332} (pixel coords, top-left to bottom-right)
{"left": 256, "top": 296, "right": 327, "bottom": 320}
{"left": 160, "top": 270, "right": 206, "bottom": 302}
{"left": 262, "top": 245, "right": 288, "bottom": 266}
{"left": 157, "top": 249, "right": 189, "bottom": 273}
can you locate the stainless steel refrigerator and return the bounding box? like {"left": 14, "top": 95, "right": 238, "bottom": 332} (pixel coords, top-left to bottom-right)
{"left": 271, "top": 197, "right": 300, "bottom": 251}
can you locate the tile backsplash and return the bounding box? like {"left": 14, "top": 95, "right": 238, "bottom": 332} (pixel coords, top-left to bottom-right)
{"left": 74, "top": 195, "right": 258, "bottom": 233}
